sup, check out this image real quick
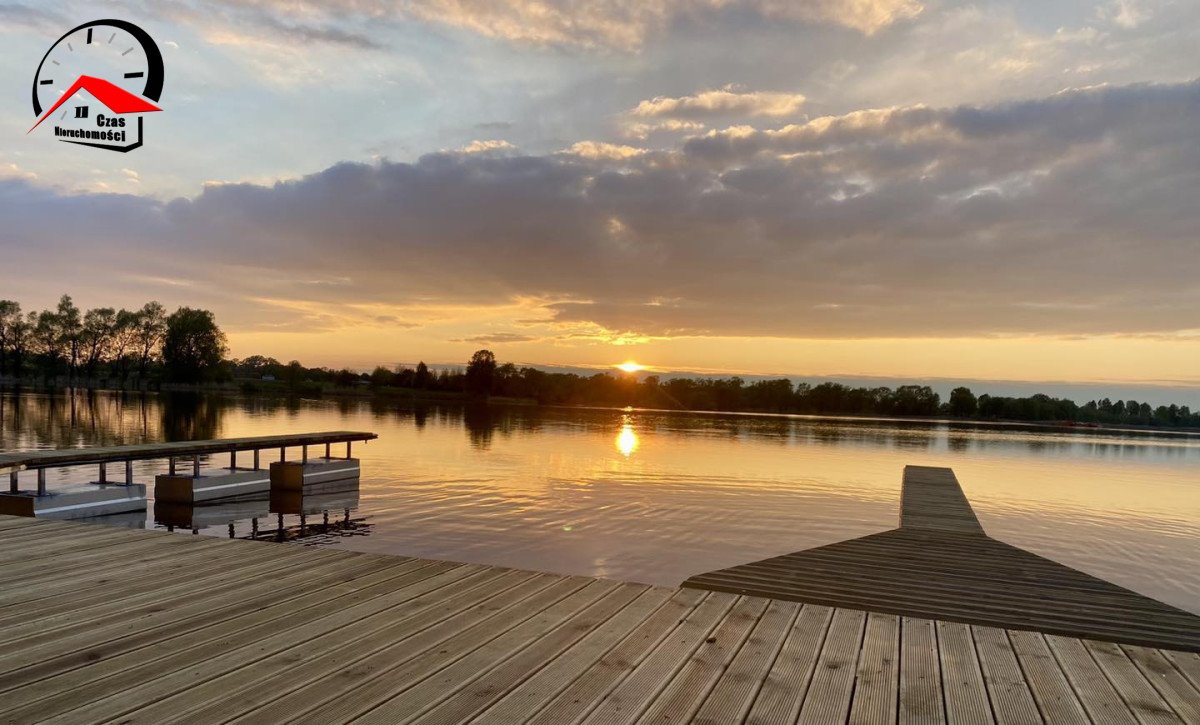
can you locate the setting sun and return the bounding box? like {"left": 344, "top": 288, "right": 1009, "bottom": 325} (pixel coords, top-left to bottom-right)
{"left": 616, "top": 361, "right": 645, "bottom": 374}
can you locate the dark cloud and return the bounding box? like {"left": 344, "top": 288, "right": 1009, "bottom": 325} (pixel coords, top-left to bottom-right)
{"left": 3, "top": 79, "right": 1198, "bottom": 340}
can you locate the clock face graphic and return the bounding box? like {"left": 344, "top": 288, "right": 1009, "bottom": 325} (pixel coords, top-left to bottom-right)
{"left": 29, "top": 19, "right": 164, "bottom": 152}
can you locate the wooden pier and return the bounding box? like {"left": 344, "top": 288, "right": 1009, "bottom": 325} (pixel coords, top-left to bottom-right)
{"left": 683, "top": 466, "right": 1200, "bottom": 652}
{"left": 0, "top": 432, "right": 375, "bottom": 518}
{"left": 1, "top": 500, "right": 1198, "bottom": 722}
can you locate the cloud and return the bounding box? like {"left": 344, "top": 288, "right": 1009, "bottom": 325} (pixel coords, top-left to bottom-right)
{"left": 451, "top": 332, "right": 537, "bottom": 344}
{"left": 562, "top": 141, "right": 647, "bottom": 160}
{"left": 195, "top": 0, "right": 922, "bottom": 51}
{"left": 459, "top": 139, "right": 517, "bottom": 154}
{"left": 630, "top": 88, "right": 807, "bottom": 119}
{"left": 3, "top": 79, "right": 1198, "bottom": 343}
{"left": 622, "top": 120, "right": 707, "bottom": 140}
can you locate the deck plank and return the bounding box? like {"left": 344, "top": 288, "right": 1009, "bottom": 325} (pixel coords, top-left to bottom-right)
{"left": 1007, "top": 629, "right": 1088, "bottom": 724}
{"left": 1120, "top": 645, "right": 1200, "bottom": 723}
{"left": 1084, "top": 640, "right": 1184, "bottom": 725}
{"left": 1044, "top": 634, "right": 1138, "bottom": 724}
{"left": 690, "top": 599, "right": 800, "bottom": 725}
{"left": 796, "top": 607, "right": 867, "bottom": 725}
{"left": 972, "top": 626, "right": 1042, "bottom": 725}
{"left": 849, "top": 612, "right": 901, "bottom": 725}
{"left": 936, "top": 621, "right": 994, "bottom": 725}
{"left": 899, "top": 617, "right": 944, "bottom": 725}
{"left": 745, "top": 603, "right": 834, "bottom": 724}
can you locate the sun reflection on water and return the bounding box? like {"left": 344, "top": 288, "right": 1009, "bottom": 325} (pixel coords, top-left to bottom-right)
{"left": 615, "top": 421, "right": 640, "bottom": 457}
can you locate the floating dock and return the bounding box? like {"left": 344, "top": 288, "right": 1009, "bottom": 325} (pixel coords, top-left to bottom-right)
{"left": 0, "top": 431, "right": 375, "bottom": 518}
{"left": 0, "top": 465, "right": 1197, "bottom": 723}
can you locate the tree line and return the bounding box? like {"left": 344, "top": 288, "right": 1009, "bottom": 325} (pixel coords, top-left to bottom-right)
{"left": 3, "top": 297, "right": 1197, "bottom": 428}
{"left": 0, "top": 296, "right": 226, "bottom": 386}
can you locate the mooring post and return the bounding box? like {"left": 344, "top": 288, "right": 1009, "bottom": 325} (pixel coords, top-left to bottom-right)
{"left": 37, "top": 469, "right": 46, "bottom": 496}
{"left": 125, "top": 460, "right": 133, "bottom": 485}
{"left": 192, "top": 455, "right": 201, "bottom": 478}
{"left": 99, "top": 462, "right": 107, "bottom": 484}
{"left": 9, "top": 471, "right": 18, "bottom": 493}
{"left": 253, "top": 449, "right": 260, "bottom": 470}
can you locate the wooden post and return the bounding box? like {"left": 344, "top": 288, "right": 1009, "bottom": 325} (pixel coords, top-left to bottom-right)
{"left": 125, "top": 460, "right": 133, "bottom": 485}
{"left": 9, "top": 471, "right": 17, "bottom": 493}
{"left": 99, "top": 462, "right": 107, "bottom": 484}
{"left": 37, "top": 469, "right": 46, "bottom": 496}
{"left": 280, "top": 447, "right": 286, "bottom": 461}
{"left": 302, "top": 445, "right": 308, "bottom": 464}
{"left": 253, "top": 449, "right": 260, "bottom": 470}
{"left": 230, "top": 450, "right": 237, "bottom": 471}
{"left": 192, "top": 455, "right": 201, "bottom": 478}
{"left": 325, "top": 442, "right": 331, "bottom": 460}
{"left": 346, "top": 441, "right": 352, "bottom": 459}
{"left": 168, "top": 457, "right": 176, "bottom": 475}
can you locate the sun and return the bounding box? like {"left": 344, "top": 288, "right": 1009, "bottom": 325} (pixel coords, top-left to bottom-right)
{"left": 615, "top": 361, "right": 645, "bottom": 374}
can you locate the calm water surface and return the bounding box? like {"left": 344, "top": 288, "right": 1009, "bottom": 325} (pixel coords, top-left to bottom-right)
{"left": 2, "top": 391, "right": 1198, "bottom": 614}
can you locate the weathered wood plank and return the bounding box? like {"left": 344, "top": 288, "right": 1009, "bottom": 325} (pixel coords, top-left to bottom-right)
{"left": 936, "top": 621, "right": 994, "bottom": 725}
{"left": 898, "top": 617, "right": 946, "bottom": 724}
{"left": 796, "top": 607, "right": 866, "bottom": 725}
{"left": 523, "top": 588, "right": 708, "bottom": 725}
{"left": 1044, "top": 634, "right": 1137, "bottom": 724}
{"left": 1007, "top": 629, "right": 1087, "bottom": 724}
{"left": 578, "top": 591, "right": 738, "bottom": 725}
{"left": 472, "top": 587, "right": 675, "bottom": 724}
{"left": 691, "top": 599, "right": 800, "bottom": 725}
{"left": 850, "top": 612, "right": 900, "bottom": 725}
{"left": 1084, "top": 639, "right": 1183, "bottom": 725}
{"left": 972, "top": 626, "right": 1042, "bottom": 725}
{"left": 1120, "top": 645, "right": 1200, "bottom": 723}
{"left": 637, "top": 595, "right": 769, "bottom": 723}
{"left": 745, "top": 603, "right": 834, "bottom": 724}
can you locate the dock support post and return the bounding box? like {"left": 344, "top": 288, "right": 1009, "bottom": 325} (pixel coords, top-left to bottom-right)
{"left": 125, "top": 460, "right": 133, "bottom": 485}
{"left": 230, "top": 450, "right": 237, "bottom": 471}
{"left": 253, "top": 449, "right": 260, "bottom": 470}
{"left": 302, "top": 445, "right": 308, "bottom": 464}
{"left": 192, "top": 455, "right": 201, "bottom": 478}
{"left": 325, "top": 442, "right": 331, "bottom": 460}
{"left": 346, "top": 441, "right": 352, "bottom": 459}
{"left": 37, "top": 469, "right": 46, "bottom": 496}
{"left": 99, "top": 463, "right": 107, "bottom": 484}
{"left": 168, "top": 457, "right": 176, "bottom": 475}
{"left": 280, "top": 447, "right": 286, "bottom": 461}
{"left": 9, "top": 471, "right": 17, "bottom": 493}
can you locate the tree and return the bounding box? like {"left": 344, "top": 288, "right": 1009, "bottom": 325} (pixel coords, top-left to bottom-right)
{"left": 80, "top": 307, "right": 118, "bottom": 381}
{"left": 162, "top": 307, "right": 227, "bottom": 383}
{"left": 32, "top": 308, "right": 65, "bottom": 383}
{"left": 464, "top": 349, "right": 497, "bottom": 397}
{"left": 948, "top": 387, "right": 978, "bottom": 417}
{"left": 55, "top": 295, "right": 82, "bottom": 385}
{"left": 0, "top": 300, "right": 20, "bottom": 377}
{"left": 108, "top": 309, "right": 140, "bottom": 385}
{"left": 414, "top": 361, "right": 432, "bottom": 389}
{"left": 134, "top": 301, "right": 167, "bottom": 382}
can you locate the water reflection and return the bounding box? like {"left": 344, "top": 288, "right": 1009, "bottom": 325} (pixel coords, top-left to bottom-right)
{"left": 2, "top": 390, "right": 1198, "bottom": 613}
{"left": 615, "top": 419, "right": 639, "bottom": 457}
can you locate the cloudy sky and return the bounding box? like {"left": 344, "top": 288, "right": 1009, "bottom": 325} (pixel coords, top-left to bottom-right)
{"left": 2, "top": 0, "right": 1198, "bottom": 389}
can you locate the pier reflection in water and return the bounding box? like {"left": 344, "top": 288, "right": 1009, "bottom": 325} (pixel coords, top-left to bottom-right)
{"left": 1, "top": 389, "right": 1198, "bottom": 615}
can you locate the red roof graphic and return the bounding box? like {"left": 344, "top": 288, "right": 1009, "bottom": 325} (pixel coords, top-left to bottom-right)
{"left": 28, "top": 75, "right": 162, "bottom": 134}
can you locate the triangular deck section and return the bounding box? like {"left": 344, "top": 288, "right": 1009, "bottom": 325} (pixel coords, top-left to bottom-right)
{"left": 683, "top": 466, "right": 1200, "bottom": 651}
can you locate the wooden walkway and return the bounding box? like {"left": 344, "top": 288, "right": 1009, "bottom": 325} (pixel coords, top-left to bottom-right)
{"left": 683, "top": 466, "right": 1200, "bottom": 653}
{"left": 1, "top": 514, "right": 1198, "bottom": 723}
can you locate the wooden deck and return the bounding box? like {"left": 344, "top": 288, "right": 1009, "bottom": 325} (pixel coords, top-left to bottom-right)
{"left": 683, "top": 466, "right": 1200, "bottom": 653}
{"left": 1, "top": 514, "right": 1198, "bottom": 724}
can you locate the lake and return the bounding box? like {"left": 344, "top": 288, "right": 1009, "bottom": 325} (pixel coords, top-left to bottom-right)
{"left": 2, "top": 390, "right": 1197, "bottom": 615}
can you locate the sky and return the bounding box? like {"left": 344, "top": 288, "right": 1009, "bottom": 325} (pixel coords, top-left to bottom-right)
{"left": 1, "top": 0, "right": 1198, "bottom": 396}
